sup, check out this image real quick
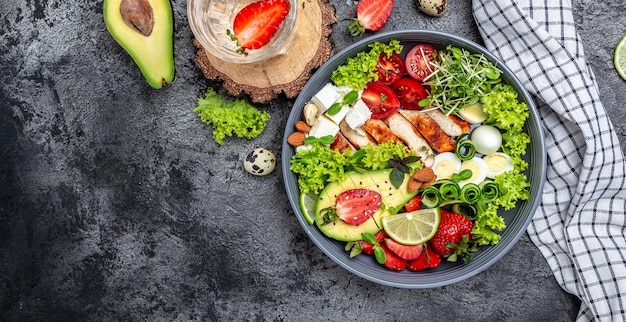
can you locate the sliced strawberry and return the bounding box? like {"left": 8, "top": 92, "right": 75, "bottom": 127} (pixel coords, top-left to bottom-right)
{"left": 384, "top": 238, "right": 423, "bottom": 260}
{"left": 380, "top": 243, "right": 407, "bottom": 271}
{"left": 403, "top": 195, "right": 423, "bottom": 212}
{"left": 407, "top": 243, "right": 441, "bottom": 271}
{"left": 429, "top": 209, "right": 474, "bottom": 261}
{"left": 232, "top": 0, "right": 291, "bottom": 51}
{"left": 347, "top": 0, "right": 394, "bottom": 36}
{"left": 359, "top": 230, "right": 388, "bottom": 255}
{"left": 335, "top": 188, "right": 382, "bottom": 225}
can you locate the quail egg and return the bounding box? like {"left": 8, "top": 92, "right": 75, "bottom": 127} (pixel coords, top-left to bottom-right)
{"left": 417, "top": 0, "right": 447, "bottom": 17}
{"left": 244, "top": 148, "right": 276, "bottom": 176}
{"left": 483, "top": 152, "right": 514, "bottom": 178}
{"left": 432, "top": 152, "right": 462, "bottom": 180}
{"left": 458, "top": 157, "right": 489, "bottom": 187}
{"left": 471, "top": 125, "right": 502, "bottom": 155}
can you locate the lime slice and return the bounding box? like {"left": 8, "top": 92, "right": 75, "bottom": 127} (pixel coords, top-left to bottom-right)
{"left": 299, "top": 191, "right": 318, "bottom": 225}
{"left": 381, "top": 208, "right": 441, "bottom": 245}
{"left": 615, "top": 34, "right": 626, "bottom": 81}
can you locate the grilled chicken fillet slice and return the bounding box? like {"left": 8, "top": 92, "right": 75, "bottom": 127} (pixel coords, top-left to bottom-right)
{"left": 399, "top": 109, "right": 456, "bottom": 153}
{"left": 339, "top": 119, "right": 377, "bottom": 149}
{"left": 423, "top": 108, "right": 471, "bottom": 137}
{"left": 330, "top": 132, "right": 355, "bottom": 152}
{"left": 361, "top": 119, "right": 401, "bottom": 144}
{"left": 383, "top": 112, "right": 434, "bottom": 166}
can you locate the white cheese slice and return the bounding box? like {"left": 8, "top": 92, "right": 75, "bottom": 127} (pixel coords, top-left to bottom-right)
{"left": 345, "top": 99, "right": 372, "bottom": 130}
{"left": 311, "top": 83, "right": 341, "bottom": 114}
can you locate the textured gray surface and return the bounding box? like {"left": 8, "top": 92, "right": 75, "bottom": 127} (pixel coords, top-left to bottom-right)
{"left": 1, "top": 0, "right": 624, "bottom": 321}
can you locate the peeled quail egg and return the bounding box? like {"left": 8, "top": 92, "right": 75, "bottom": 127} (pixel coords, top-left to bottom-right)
{"left": 244, "top": 148, "right": 276, "bottom": 176}
{"left": 459, "top": 157, "right": 489, "bottom": 187}
{"left": 471, "top": 125, "right": 502, "bottom": 155}
{"left": 432, "top": 152, "right": 462, "bottom": 180}
{"left": 483, "top": 152, "right": 514, "bottom": 178}
{"left": 458, "top": 102, "right": 488, "bottom": 124}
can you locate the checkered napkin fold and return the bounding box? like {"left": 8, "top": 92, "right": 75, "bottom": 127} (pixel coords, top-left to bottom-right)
{"left": 472, "top": 0, "right": 626, "bottom": 320}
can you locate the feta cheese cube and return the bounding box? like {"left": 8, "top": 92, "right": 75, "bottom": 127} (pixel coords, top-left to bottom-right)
{"left": 345, "top": 99, "right": 372, "bottom": 130}
{"left": 311, "top": 83, "right": 341, "bottom": 114}
{"left": 324, "top": 104, "right": 351, "bottom": 124}
{"left": 309, "top": 115, "right": 340, "bottom": 139}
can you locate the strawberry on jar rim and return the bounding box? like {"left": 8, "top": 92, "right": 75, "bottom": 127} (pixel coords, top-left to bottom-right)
{"left": 232, "top": 0, "right": 291, "bottom": 52}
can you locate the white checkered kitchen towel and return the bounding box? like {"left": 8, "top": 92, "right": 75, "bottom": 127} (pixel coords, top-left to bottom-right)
{"left": 473, "top": 0, "right": 626, "bottom": 320}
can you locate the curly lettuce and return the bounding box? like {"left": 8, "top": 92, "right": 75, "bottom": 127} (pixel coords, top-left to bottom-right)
{"left": 193, "top": 88, "right": 270, "bottom": 145}
{"left": 290, "top": 144, "right": 348, "bottom": 194}
{"left": 482, "top": 84, "right": 529, "bottom": 133}
{"left": 330, "top": 39, "right": 403, "bottom": 91}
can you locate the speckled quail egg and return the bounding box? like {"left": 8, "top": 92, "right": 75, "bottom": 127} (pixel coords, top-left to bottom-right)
{"left": 417, "top": 0, "right": 447, "bottom": 17}
{"left": 244, "top": 148, "right": 276, "bottom": 176}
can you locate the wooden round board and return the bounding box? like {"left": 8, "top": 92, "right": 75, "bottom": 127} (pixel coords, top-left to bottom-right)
{"left": 193, "top": 0, "right": 337, "bottom": 103}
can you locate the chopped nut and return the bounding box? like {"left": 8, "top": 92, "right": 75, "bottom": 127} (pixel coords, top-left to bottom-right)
{"left": 287, "top": 132, "right": 306, "bottom": 146}
{"left": 294, "top": 121, "right": 311, "bottom": 133}
{"left": 303, "top": 103, "right": 318, "bottom": 127}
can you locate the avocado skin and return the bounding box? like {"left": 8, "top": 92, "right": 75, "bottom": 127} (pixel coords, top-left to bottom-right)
{"left": 104, "top": 0, "right": 175, "bottom": 89}
{"left": 315, "top": 169, "right": 418, "bottom": 242}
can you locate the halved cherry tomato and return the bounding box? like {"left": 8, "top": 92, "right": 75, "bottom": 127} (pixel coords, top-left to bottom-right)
{"left": 374, "top": 52, "right": 404, "bottom": 85}
{"left": 390, "top": 77, "right": 429, "bottom": 110}
{"left": 361, "top": 82, "right": 400, "bottom": 119}
{"left": 405, "top": 44, "right": 438, "bottom": 81}
{"left": 404, "top": 195, "right": 422, "bottom": 212}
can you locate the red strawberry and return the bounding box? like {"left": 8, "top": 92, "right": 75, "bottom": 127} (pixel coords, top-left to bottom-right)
{"left": 407, "top": 243, "right": 441, "bottom": 271}
{"left": 232, "top": 0, "right": 291, "bottom": 51}
{"left": 380, "top": 243, "right": 406, "bottom": 271}
{"left": 404, "top": 195, "right": 422, "bottom": 212}
{"left": 347, "top": 0, "right": 394, "bottom": 37}
{"left": 359, "top": 230, "right": 388, "bottom": 255}
{"left": 383, "top": 238, "right": 423, "bottom": 260}
{"left": 429, "top": 209, "right": 474, "bottom": 262}
{"left": 335, "top": 188, "right": 382, "bottom": 225}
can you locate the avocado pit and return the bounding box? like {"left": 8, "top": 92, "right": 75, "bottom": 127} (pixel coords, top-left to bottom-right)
{"left": 120, "top": 0, "right": 154, "bottom": 36}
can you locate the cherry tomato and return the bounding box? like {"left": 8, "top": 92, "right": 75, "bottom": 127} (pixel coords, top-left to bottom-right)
{"left": 361, "top": 82, "right": 401, "bottom": 119}
{"left": 404, "top": 195, "right": 423, "bottom": 212}
{"left": 373, "top": 52, "right": 404, "bottom": 85}
{"left": 390, "top": 77, "right": 429, "bottom": 110}
{"left": 405, "top": 44, "right": 438, "bottom": 81}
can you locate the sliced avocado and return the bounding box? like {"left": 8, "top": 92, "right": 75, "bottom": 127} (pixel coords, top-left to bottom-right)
{"left": 315, "top": 169, "right": 418, "bottom": 242}
{"left": 104, "top": 0, "right": 175, "bottom": 89}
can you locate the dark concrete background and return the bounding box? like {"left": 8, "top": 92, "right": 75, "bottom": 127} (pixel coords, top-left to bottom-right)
{"left": 1, "top": 0, "right": 624, "bottom": 321}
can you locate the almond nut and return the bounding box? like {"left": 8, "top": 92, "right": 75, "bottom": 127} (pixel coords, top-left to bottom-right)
{"left": 287, "top": 132, "right": 306, "bottom": 146}
{"left": 407, "top": 178, "right": 422, "bottom": 193}
{"left": 412, "top": 167, "right": 436, "bottom": 183}
{"left": 294, "top": 121, "right": 311, "bottom": 133}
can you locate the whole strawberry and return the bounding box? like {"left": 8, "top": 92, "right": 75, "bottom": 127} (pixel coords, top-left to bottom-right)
{"left": 429, "top": 209, "right": 475, "bottom": 262}
{"left": 347, "top": 0, "right": 394, "bottom": 37}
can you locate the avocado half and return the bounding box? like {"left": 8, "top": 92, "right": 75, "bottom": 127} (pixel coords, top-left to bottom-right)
{"left": 104, "top": 0, "right": 175, "bottom": 89}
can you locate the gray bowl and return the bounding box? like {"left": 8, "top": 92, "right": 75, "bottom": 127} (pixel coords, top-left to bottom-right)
{"left": 281, "top": 30, "right": 546, "bottom": 288}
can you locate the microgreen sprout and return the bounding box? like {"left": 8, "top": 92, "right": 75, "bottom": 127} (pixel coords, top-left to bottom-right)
{"left": 420, "top": 45, "right": 502, "bottom": 115}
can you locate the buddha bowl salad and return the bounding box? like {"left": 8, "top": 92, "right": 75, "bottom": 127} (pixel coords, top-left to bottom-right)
{"left": 288, "top": 39, "right": 531, "bottom": 271}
